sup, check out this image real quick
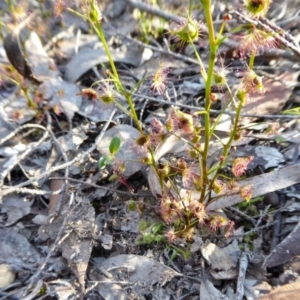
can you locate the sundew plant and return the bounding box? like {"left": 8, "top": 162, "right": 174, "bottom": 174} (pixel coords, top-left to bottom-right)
{"left": 56, "top": 0, "right": 287, "bottom": 245}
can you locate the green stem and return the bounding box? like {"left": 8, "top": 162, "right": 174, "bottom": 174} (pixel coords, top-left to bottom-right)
{"left": 199, "top": 0, "right": 218, "bottom": 202}
{"left": 68, "top": 5, "right": 143, "bottom": 133}
{"left": 90, "top": 21, "right": 142, "bottom": 133}
{"left": 190, "top": 42, "right": 207, "bottom": 81}
{"left": 208, "top": 98, "right": 244, "bottom": 200}
{"left": 248, "top": 51, "right": 256, "bottom": 69}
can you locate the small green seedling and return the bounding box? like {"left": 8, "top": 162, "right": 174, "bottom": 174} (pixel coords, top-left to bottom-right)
{"left": 98, "top": 136, "right": 121, "bottom": 169}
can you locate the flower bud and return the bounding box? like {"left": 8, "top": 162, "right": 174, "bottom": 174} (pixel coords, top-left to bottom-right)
{"left": 244, "top": 0, "right": 272, "bottom": 18}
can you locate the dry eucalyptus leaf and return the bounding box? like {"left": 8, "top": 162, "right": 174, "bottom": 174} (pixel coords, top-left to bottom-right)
{"left": 242, "top": 70, "right": 299, "bottom": 118}
{"left": 3, "top": 94, "right": 36, "bottom": 125}
{"left": 207, "top": 163, "right": 300, "bottom": 211}
{"left": 244, "top": 279, "right": 272, "bottom": 299}
{"left": 201, "top": 242, "right": 238, "bottom": 280}
{"left": 154, "top": 134, "right": 187, "bottom": 161}
{"left": 147, "top": 134, "right": 188, "bottom": 196}
{"left": 78, "top": 95, "right": 125, "bottom": 123}
{"left": 281, "top": 201, "right": 300, "bottom": 212}
{"left": 45, "top": 30, "right": 98, "bottom": 60}
{"left": 222, "top": 69, "right": 299, "bottom": 125}
{"left": 61, "top": 201, "right": 96, "bottom": 293}
{"left": 222, "top": 239, "right": 242, "bottom": 265}
{"left": 263, "top": 218, "right": 300, "bottom": 269}
{"left": 259, "top": 281, "right": 300, "bottom": 300}
{"left": 40, "top": 124, "right": 88, "bottom": 186}
{"left": 201, "top": 243, "right": 236, "bottom": 270}
{"left": 25, "top": 31, "right": 59, "bottom": 79}
{"left": 41, "top": 77, "right": 82, "bottom": 120}
{"left": 200, "top": 277, "right": 230, "bottom": 300}
{"left": 47, "top": 280, "right": 77, "bottom": 300}
{"left": 48, "top": 179, "right": 65, "bottom": 216}
{"left": 89, "top": 254, "right": 182, "bottom": 299}
{"left": 31, "top": 214, "right": 48, "bottom": 225}
{"left": 65, "top": 43, "right": 147, "bottom": 83}
{"left": 0, "top": 196, "right": 33, "bottom": 226}
{"left": 234, "top": 145, "right": 285, "bottom": 170}
{"left": 99, "top": 234, "right": 113, "bottom": 250}
{"left": 0, "top": 228, "right": 40, "bottom": 266}
{"left": 3, "top": 12, "right": 42, "bottom": 85}
{"left": 119, "top": 208, "right": 141, "bottom": 234}
{"left": 0, "top": 143, "right": 27, "bottom": 157}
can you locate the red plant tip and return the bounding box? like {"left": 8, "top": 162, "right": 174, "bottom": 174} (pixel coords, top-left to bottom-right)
{"left": 225, "top": 180, "right": 240, "bottom": 193}
{"left": 10, "top": 110, "right": 24, "bottom": 121}
{"left": 136, "top": 134, "right": 150, "bottom": 147}
{"left": 189, "top": 200, "right": 207, "bottom": 224}
{"left": 240, "top": 184, "right": 253, "bottom": 201}
{"left": 244, "top": 0, "right": 272, "bottom": 18}
{"left": 235, "top": 25, "right": 278, "bottom": 57}
{"left": 159, "top": 195, "right": 183, "bottom": 224}
{"left": 165, "top": 228, "right": 177, "bottom": 243}
{"left": 224, "top": 220, "right": 235, "bottom": 237}
{"left": 111, "top": 160, "right": 126, "bottom": 177}
{"left": 177, "top": 158, "right": 187, "bottom": 170}
{"left": 79, "top": 88, "right": 98, "bottom": 100}
{"left": 54, "top": 0, "right": 66, "bottom": 17}
{"left": 170, "top": 15, "right": 201, "bottom": 46}
{"left": 210, "top": 93, "right": 218, "bottom": 102}
{"left": 265, "top": 123, "right": 279, "bottom": 135}
{"left": 182, "top": 166, "right": 201, "bottom": 190}
{"left": 223, "top": 13, "right": 232, "bottom": 21}
{"left": 166, "top": 108, "right": 194, "bottom": 135}
{"left": 232, "top": 156, "right": 253, "bottom": 177}
{"left": 150, "top": 117, "right": 166, "bottom": 135}
{"left": 182, "top": 227, "right": 195, "bottom": 241}
{"left": 241, "top": 69, "right": 265, "bottom": 94}
{"left": 208, "top": 215, "right": 230, "bottom": 232}
{"left": 52, "top": 104, "right": 63, "bottom": 115}
{"left": 150, "top": 65, "right": 169, "bottom": 95}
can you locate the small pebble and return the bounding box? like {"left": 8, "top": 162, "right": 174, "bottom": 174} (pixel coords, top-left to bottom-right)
{"left": 0, "top": 264, "right": 16, "bottom": 288}
{"left": 263, "top": 192, "right": 279, "bottom": 207}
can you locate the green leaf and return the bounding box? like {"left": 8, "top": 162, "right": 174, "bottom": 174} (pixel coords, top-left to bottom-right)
{"left": 98, "top": 155, "right": 115, "bottom": 169}
{"left": 128, "top": 200, "right": 136, "bottom": 211}
{"left": 109, "top": 137, "right": 121, "bottom": 155}
{"left": 98, "top": 156, "right": 108, "bottom": 169}
{"left": 108, "top": 173, "right": 119, "bottom": 181}
{"left": 105, "top": 156, "right": 114, "bottom": 165}
{"left": 139, "top": 220, "right": 148, "bottom": 231}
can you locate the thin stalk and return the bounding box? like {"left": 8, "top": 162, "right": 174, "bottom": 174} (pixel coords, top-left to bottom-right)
{"left": 90, "top": 21, "right": 142, "bottom": 132}
{"left": 248, "top": 51, "right": 256, "bottom": 69}
{"left": 67, "top": 6, "right": 143, "bottom": 133}
{"left": 208, "top": 99, "right": 244, "bottom": 198}
{"left": 199, "top": 0, "right": 218, "bottom": 202}
{"left": 189, "top": 41, "right": 207, "bottom": 81}
{"left": 23, "top": 88, "right": 36, "bottom": 109}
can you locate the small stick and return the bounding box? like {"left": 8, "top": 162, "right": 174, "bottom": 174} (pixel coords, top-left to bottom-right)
{"left": 236, "top": 252, "right": 249, "bottom": 300}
